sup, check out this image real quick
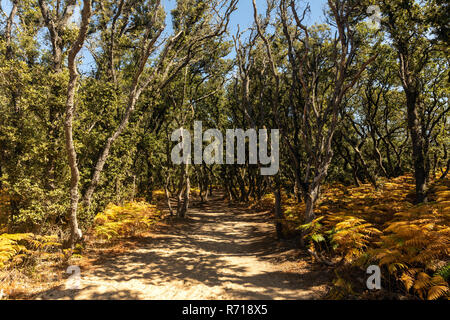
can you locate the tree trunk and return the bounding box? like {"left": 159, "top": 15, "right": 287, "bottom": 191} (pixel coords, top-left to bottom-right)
{"left": 64, "top": 0, "right": 91, "bottom": 248}
{"left": 304, "top": 183, "right": 319, "bottom": 223}
{"left": 406, "top": 90, "right": 428, "bottom": 203}
{"left": 181, "top": 173, "right": 190, "bottom": 216}
{"left": 65, "top": 73, "right": 81, "bottom": 247}
{"left": 177, "top": 161, "right": 190, "bottom": 218}
{"left": 303, "top": 154, "right": 333, "bottom": 224}
{"left": 164, "top": 175, "right": 174, "bottom": 216}
{"left": 293, "top": 166, "right": 303, "bottom": 202}
{"left": 5, "top": 1, "right": 18, "bottom": 60}
{"left": 274, "top": 179, "right": 283, "bottom": 240}
{"left": 177, "top": 179, "right": 190, "bottom": 218}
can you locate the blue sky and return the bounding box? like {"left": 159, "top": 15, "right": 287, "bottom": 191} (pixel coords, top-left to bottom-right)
{"left": 1, "top": 0, "right": 329, "bottom": 28}
{"left": 161, "top": 0, "right": 328, "bottom": 35}
{"left": 1, "top": 0, "right": 329, "bottom": 71}
{"left": 162, "top": 0, "right": 328, "bottom": 59}
{"left": 230, "top": 0, "right": 328, "bottom": 30}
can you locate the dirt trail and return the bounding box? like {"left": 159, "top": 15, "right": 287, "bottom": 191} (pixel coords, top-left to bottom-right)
{"left": 37, "top": 196, "right": 330, "bottom": 300}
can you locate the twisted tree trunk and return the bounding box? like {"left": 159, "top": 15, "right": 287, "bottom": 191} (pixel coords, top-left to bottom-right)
{"left": 64, "top": 0, "right": 91, "bottom": 248}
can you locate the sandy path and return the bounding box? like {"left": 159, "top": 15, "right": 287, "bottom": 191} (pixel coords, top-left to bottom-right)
{"left": 37, "top": 196, "right": 330, "bottom": 300}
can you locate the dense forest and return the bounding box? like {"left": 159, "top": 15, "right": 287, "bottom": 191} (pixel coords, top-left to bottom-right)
{"left": 0, "top": 0, "right": 449, "bottom": 300}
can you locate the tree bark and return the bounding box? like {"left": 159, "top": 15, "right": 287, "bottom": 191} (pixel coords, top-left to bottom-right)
{"left": 164, "top": 175, "right": 174, "bottom": 216}
{"left": 4, "top": 0, "right": 18, "bottom": 60}
{"left": 274, "top": 181, "right": 283, "bottom": 240}
{"left": 64, "top": 0, "right": 91, "bottom": 248}
{"left": 177, "top": 161, "right": 190, "bottom": 218}
{"left": 406, "top": 90, "right": 428, "bottom": 203}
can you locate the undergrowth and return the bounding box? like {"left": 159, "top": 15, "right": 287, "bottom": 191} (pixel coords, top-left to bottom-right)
{"left": 94, "top": 201, "right": 162, "bottom": 240}
{"left": 253, "top": 175, "right": 450, "bottom": 300}
{"left": 0, "top": 197, "right": 163, "bottom": 299}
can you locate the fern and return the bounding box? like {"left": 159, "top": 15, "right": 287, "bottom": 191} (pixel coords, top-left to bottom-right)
{"left": 94, "top": 201, "right": 161, "bottom": 240}
{"left": 0, "top": 233, "right": 61, "bottom": 269}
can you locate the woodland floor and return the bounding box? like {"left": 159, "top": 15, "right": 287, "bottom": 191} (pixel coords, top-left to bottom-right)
{"left": 34, "top": 194, "right": 331, "bottom": 300}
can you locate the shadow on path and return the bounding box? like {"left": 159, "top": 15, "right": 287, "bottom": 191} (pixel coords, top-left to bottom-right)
{"left": 36, "top": 195, "right": 331, "bottom": 300}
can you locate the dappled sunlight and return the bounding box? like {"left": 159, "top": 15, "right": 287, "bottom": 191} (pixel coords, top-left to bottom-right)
{"left": 34, "top": 194, "right": 330, "bottom": 300}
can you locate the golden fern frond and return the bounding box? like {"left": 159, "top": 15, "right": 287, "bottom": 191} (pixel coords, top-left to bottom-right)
{"left": 427, "top": 283, "right": 449, "bottom": 300}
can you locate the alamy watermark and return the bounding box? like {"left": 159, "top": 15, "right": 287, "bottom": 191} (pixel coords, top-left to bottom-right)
{"left": 66, "top": 265, "right": 81, "bottom": 290}
{"left": 171, "top": 121, "right": 279, "bottom": 176}
{"left": 366, "top": 265, "right": 381, "bottom": 290}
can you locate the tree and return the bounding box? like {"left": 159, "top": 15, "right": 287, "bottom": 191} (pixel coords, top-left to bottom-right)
{"left": 81, "top": 0, "right": 238, "bottom": 209}
{"left": 276, "top": 0, "right": 377, "bottom": 221}
{"left": 380, "top": 0, "right": 449, "bottom": 202}
{"left": 64, "top": 0, "right": 92, "bottom": 247}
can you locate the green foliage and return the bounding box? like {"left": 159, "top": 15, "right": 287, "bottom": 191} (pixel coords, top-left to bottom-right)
{"left": 436, "top": 263, "right": 450, "bottom": 282}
